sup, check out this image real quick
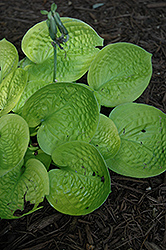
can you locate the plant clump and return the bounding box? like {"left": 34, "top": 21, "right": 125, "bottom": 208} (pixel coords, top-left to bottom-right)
{"left": 0, "top": 3, "right": 165, "bottom": 219}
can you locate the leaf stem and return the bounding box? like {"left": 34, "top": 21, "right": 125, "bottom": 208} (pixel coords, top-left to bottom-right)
{"left": 53, "top": 45, "right": 57, "bottom": 81}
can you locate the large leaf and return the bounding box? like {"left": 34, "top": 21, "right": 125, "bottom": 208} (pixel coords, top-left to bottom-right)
{"left": 0, "top": 114, "right": 29, "bottom": 177}
{"left": 22, "top": 83, "right": 100, "bottom": 155}
{"left": 47, "top": 141, "right": 111, "bottom": 215}
{"left": 0, "top": 39, "right": 18, "bottom": 83}
{"left": 108, "top": 103, "right": 166, "bottom": 178}
{"left": 21, "top": 18, "right": 103, "bottom": 81}
{"left": 90, "top": 114, "right": 121, "bottom": 159}
{"left": 88, "top": 43, "right": 152, "bottom": 107}
{"left": 0, "top": 68, "right": 28, "bottom": 116}
{"left": 0, "top": 158, "right": 49, "bottom": 219}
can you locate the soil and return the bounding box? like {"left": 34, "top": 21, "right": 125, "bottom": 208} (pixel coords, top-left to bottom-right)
{"left": 0, "top": 0, "right": 166, "bottom": 249}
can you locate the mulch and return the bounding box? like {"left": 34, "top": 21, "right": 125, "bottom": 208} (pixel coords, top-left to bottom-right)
{"left": 0, "top": 0, "right": 166, "bottom": 249}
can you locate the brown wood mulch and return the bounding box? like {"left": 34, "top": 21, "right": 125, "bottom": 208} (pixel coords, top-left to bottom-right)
{"left": 0, "top": 0, "right": 166, "bottom": 249}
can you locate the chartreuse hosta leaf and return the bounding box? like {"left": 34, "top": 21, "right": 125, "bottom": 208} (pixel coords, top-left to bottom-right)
{"left": 21, "top": 18, "right": 103, "bottom": 81}
{"left": 0, "top": 114, "right": 29, "bottom": 177}
{"left": 22, "top": 83, "right": 100, "bottom": 155}
{"left": 14, "top": 65, "right": 102, "bottom": 114}
{"left": 0, "top": 39, "right": 18, "bottom": 83}
{"left": 15, "top": 18, "right": 103, "bottom": 113}
{"left": 88, "top": 43, "right": 152, "bottom": 107}
{"left": 47, "top": 141, "right": 111, "bottom": 215}
{"left": 0, "top": 68, "right": 28, "bottom": 116}
{"left": 0, "top": 158, "right": 49, "bottom": 219}
{"left": 108, "top": 103, "right": 166, "bottom": 178}
{"left": 90, "top": 114, "right": 121, "bottom": 159}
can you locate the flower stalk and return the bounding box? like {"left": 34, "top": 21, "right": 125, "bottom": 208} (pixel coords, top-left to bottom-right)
{"left": 41, "top": 3, "right": 69, "bottom": 82}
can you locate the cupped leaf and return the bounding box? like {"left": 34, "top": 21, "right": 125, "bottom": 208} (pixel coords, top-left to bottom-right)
{"left": 88, "top": 43, "right": 152, "bottom": 107}
{"left": 17, "top": 18, "right": 103, "bottom": 111}
{"left": 0, "top": 68, "right": 28, "bottom": 116}
{"left": 0, "top": 114, "right": 29, "bottom": 177}
{"left": 90, "top": 114, "right": 121, "bottom": 159}
{"left": 22, "top": 18, "right": 103, "bottom": 81}
{"left": 14, "top": 61, "right": 102, "bottom": 114}
{"left": 0, "top": 39, "right": 18, "bottom": 83}
{"left": 108, "top": 103, "right": 166, "bottom": 178}
{"left": 0, "top": 158, "right": 49, "bottom": 219}
{"left": 47, "top": 141, "right": 111, "bottom": 215}
{"left": 22, "top": 83, "right": 100, "bottom": 155}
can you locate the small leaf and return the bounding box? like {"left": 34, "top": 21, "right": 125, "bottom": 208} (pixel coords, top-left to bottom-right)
{"left": 90, "top": 114, "right": 121, "bottom": 159}
{"left": 47, "top": 141, "right": 111, "bottom": 215}
{"left": 22, "top": 83, "right": 100, "bottom": 155}
{"left": 0, "top": 158, "right": 49, "bottom": 219}
{"left": 40, "top": 10, "right": 48, "bottom": 15}
{"left": 88, "top": 43, "right": 152, "bottom": 107}
{"left": 51, "top": 3, "right": 57, "bottom": 12}
{"left": 108, "top": 103, "right": 166, "bottom": 178}
{"left": 0, "top": 68, "right": 28, "bottom": 116}
{"left": 0, "top": 39, "right": 18, "bottom": 83}
{"left": 0, "top": 114, "right": 29, "bottom": 177}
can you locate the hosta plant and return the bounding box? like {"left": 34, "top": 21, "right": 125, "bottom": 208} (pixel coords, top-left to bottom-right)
{"left": 0, "top": 3, "right": 165, "bottom": 219}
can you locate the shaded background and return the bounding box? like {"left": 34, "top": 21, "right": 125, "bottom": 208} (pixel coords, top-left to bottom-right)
{"left": 0, "top": 0, "right": 166, "bottom": 249}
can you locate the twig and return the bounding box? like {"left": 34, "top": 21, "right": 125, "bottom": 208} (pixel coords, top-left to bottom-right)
{"left": 74, "top": 7, "right": 96, "bottom": 12}
{"left": 17, "top": 218, "right": 71, "bottom": 249}
{"left": 4, "top": 17, "right": 32, "bottom": 23}
{"left": 147, "top": 3, "right": 166, "bottom": 8}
